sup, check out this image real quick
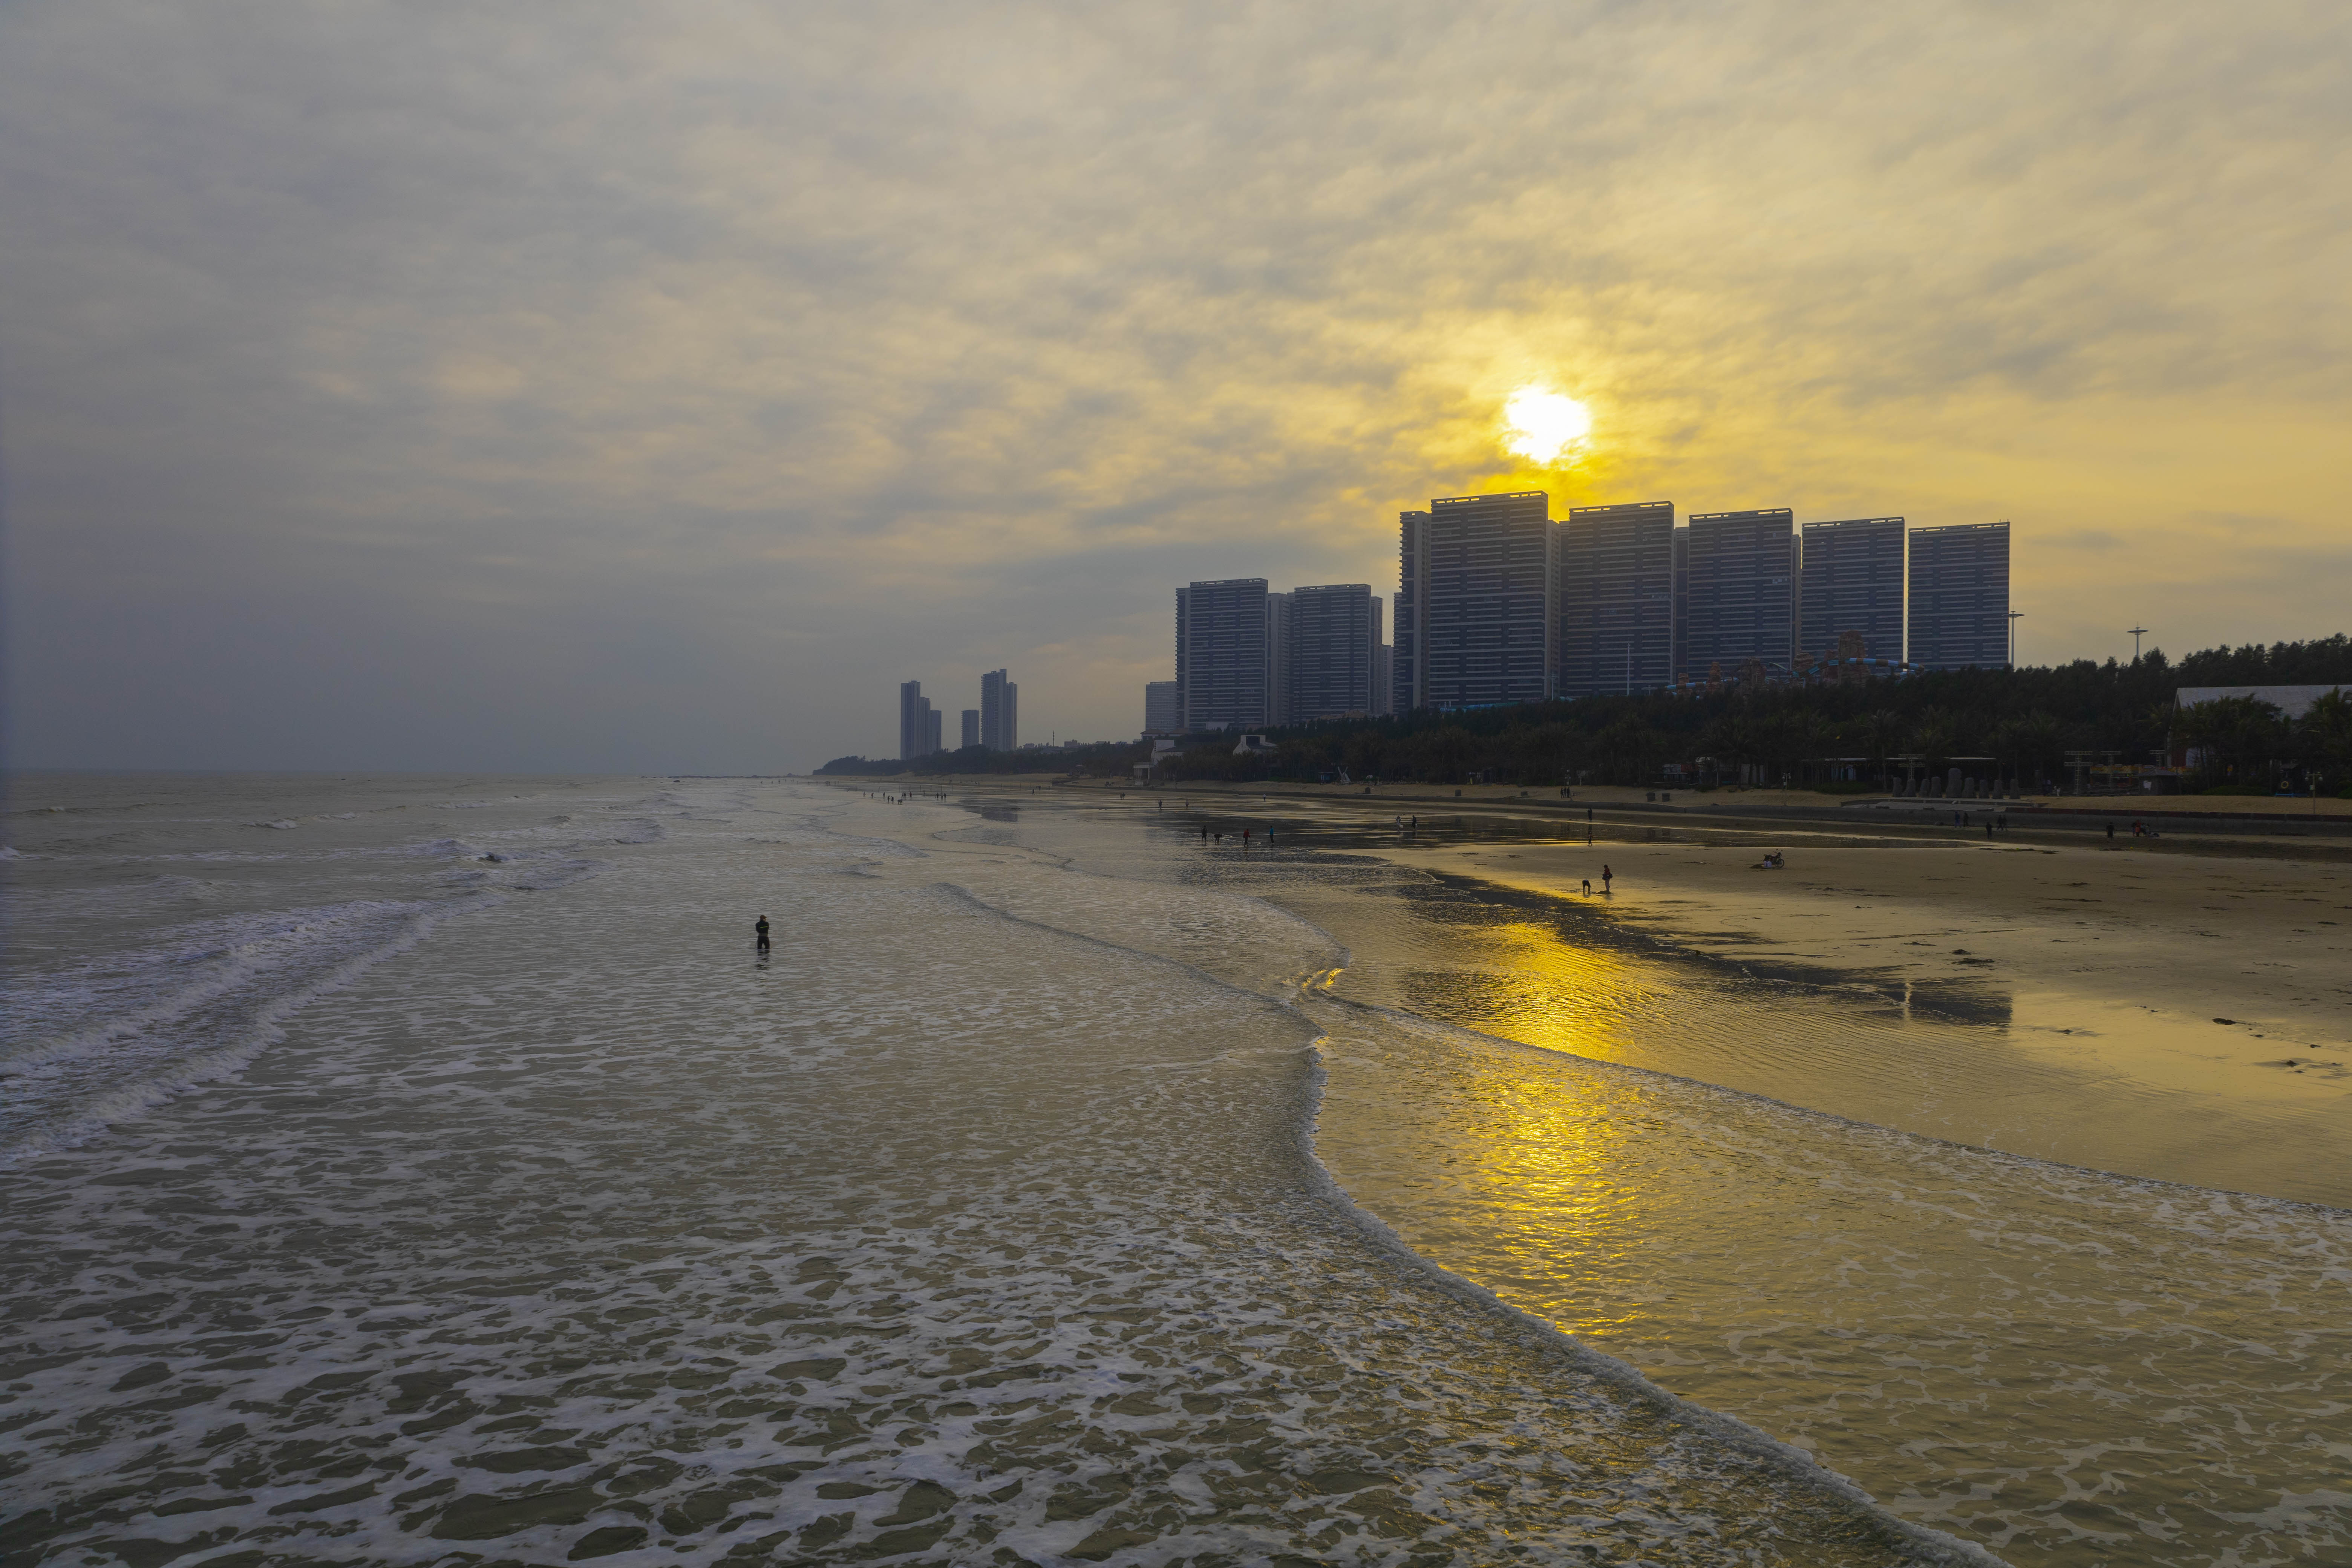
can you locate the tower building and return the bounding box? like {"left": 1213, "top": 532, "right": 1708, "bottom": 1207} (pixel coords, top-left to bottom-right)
{"left": 1391, "top": 510, "right": 1430, "bottom": 713}
{"left": 1177, "top": 579, "right": 1274, "bottom": 730}
{"left": 1559, "top": 501, "right": 1675, "bottom": 697}
{"left": 1798, "top": 516, "right": 1906, "bottom": 663}
{"left": 1682, "top": 508, "right": 1796, "bottom": 675}
{"left": 897, "top": 680, "right": 936, "bottom": 761}
{"left": 1402, "top": 492, "right": 1556, "bottom": 709}
{"left": 1144, "top": 681, "right": 1181, "bottom": 735}
{"left": 1908, "top": 521, "right": 2011, "bottom": 670}
{"left": 1286, "top": 583, "right": 1384, "bottom": 721}
{"left": 981, "top": 669, "right": 1019, "bottom": 751}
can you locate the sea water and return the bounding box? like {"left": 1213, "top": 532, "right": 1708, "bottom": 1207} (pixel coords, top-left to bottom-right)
{"left": 0, "top": 776, "right": 2341, "bottom": 1568}
{"left": 2, "top": 776, "right": 1978, "bottom": 1566}
{"left": 943, "top": 790, "right": 2352, "bottom": 1568}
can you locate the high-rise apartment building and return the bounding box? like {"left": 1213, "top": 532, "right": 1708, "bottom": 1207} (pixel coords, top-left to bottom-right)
{"left": 1391, "top": 511, "right": 1429, "bottom": 713}
{"left": 897, "top": 680, "right": 936, "bottom": 761}
{"left": 980, "top": 669, "right": 1019, "bottom": 751}
{"left": 1397, "top": 492, "right": 1557, "bottom": 709}
{"left": 1286, "top": 584, "right": 1384, "bottom": 720}
{"left": 1177, "top": 579, "right": 1274, "bottom": 730}
{"left": 1144, "top": 681, "right": 1181, "bottom": 735}
{"left": 1559, "top": 501, "right": 1675, "bottom": 697}
{"left": 1681, "top": 508, "right": 1796, "bottom": 676}
{"left": 1264, "top": 591, "right": 1295, "bottom": 726}
{"left": 1909, "top": 521, "right": 2011, "bottom": 670}
{"left": 1798, "top": 517, "right": 1906, "bottom": 663}
{"left": 960, "top": 709, "right": 981, "bottom": 749}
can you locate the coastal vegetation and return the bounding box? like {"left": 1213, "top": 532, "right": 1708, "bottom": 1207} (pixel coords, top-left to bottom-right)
{"left": 828, "top": 635, "right": 2352, "bottom": 795}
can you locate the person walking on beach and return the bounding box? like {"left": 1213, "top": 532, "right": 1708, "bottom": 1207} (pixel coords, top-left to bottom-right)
{"left": 1601, "top": 864, "right": 1613, "bottom": 894}
{"left": 755, "top": 916, "right": 771, "bottom": 953}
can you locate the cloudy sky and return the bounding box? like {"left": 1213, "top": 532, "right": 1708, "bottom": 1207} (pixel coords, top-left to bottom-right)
{"left": 5, "top": 2, "right": 2347, "bottom": 772}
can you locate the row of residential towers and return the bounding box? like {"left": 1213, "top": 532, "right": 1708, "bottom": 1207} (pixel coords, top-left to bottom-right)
{"left": 1158, "top": 498, "right": 2008, "bottom": 728}
{"left": 1150, "top": 581, "right": 1395, "bottom": 734}
{"left": 1391, "top": 495, "right": 2007, "bottom": 710}
{"left": 898, "top": 669, "right": 1017, "bottom": 760}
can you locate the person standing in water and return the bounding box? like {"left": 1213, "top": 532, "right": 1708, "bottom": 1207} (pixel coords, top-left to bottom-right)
{"left": 1600, "top": 864, "right": 1613, "bottom": 894}
{"left": 755, "top": 915, "right": 771, "bottom": 953}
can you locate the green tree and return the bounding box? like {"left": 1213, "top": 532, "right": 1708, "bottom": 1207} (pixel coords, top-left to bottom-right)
{"left": 2299, "top": 688, "right": 2352, "bottom": 795}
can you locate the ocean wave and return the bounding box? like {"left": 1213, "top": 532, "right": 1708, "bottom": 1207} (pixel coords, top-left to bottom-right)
{"left": 0, "top": 862, "right": 576, "bottom": 1160}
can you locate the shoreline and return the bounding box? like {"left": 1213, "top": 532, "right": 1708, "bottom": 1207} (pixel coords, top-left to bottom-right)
{"left": 876, "top": 775, "right": 2352, "bottom": 1133}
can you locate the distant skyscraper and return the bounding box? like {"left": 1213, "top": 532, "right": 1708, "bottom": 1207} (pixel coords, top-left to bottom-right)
{"left": 1670, "top": 525, "right": 1688, "bottom": 681}
{"left": 1909, "top": 521, "right": 2011, "bottom": 670}
{"left": 1682, "top": 508, "right": 1796, "bottom": 675}
{"left": 1177, "top": 579, "right": 1272, "bottom": 730}
{"left": 897, "top": 680, "right": 935, "bottom": 761}
{"left": 1559, "top": 501, "right": 1674, "bottom": 698}
{"left": 960, "top": 708, "right": 981, "bottom": 749}
{"left": 981, "top": 669, "right": 1018, "bottom": 750}
{"left": 1799, "top": 517, "right": 1906, "bottom": 663}
{"left": 1264, "top": 591, "right": 1295, "bottom": 725}
{"left": 1391, "top": 510, "right": 1429, "bottom": 712}
{"left": 1403, "top": 492, "right": 1556, "bottom": 709}
{"left": 1287, "top": 584, "right": 1383, "bottom": 720}
{"left": 926, "top": 706, "right": 942, "bottom": 755}
{"left": 1144, "top": 681, "right": 1181, "bottom": 734}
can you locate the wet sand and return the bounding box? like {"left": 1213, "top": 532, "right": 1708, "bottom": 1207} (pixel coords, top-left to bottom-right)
{"left": 1388, "top": 829, "right": 2352, "bottom": 1096}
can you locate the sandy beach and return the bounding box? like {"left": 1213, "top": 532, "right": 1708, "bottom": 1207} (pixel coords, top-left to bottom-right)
{"left": 1384, "top": 826, "right": 2352, "bottom": 1089}
{"left": 1019, "top": 776, "right": 2352, "bottom": 1108}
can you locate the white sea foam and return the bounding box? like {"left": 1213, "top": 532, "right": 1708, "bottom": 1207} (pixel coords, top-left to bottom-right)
{"left": 2, "top": 787, "right": 1983, "bottom": 1566}
{"left": 0, "top": 896, "right": 484, "bottom": 1157}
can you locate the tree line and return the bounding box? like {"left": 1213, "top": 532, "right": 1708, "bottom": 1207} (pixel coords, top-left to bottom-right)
{"left": 1153, "top": 636, "right": 2352, "bottom": 794}
{"left": 821, "top": 635, "right": 2352, "bottom": 796}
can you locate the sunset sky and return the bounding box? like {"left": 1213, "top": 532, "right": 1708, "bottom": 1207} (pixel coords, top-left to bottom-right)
{"left": 5, "top": 3, "right": 2347, "bottom": 772}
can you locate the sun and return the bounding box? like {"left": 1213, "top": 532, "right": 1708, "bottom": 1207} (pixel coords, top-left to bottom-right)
{"left": 1501, "top": 386, "right": 1592, "bottom": 465}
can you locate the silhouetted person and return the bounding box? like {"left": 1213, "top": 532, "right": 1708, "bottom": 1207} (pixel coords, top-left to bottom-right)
{"left": 1601, "top": 864, "right": 1614, "bottom": 894}
{"left": 755, "top": 916, "right": 771, "bottom": 953}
